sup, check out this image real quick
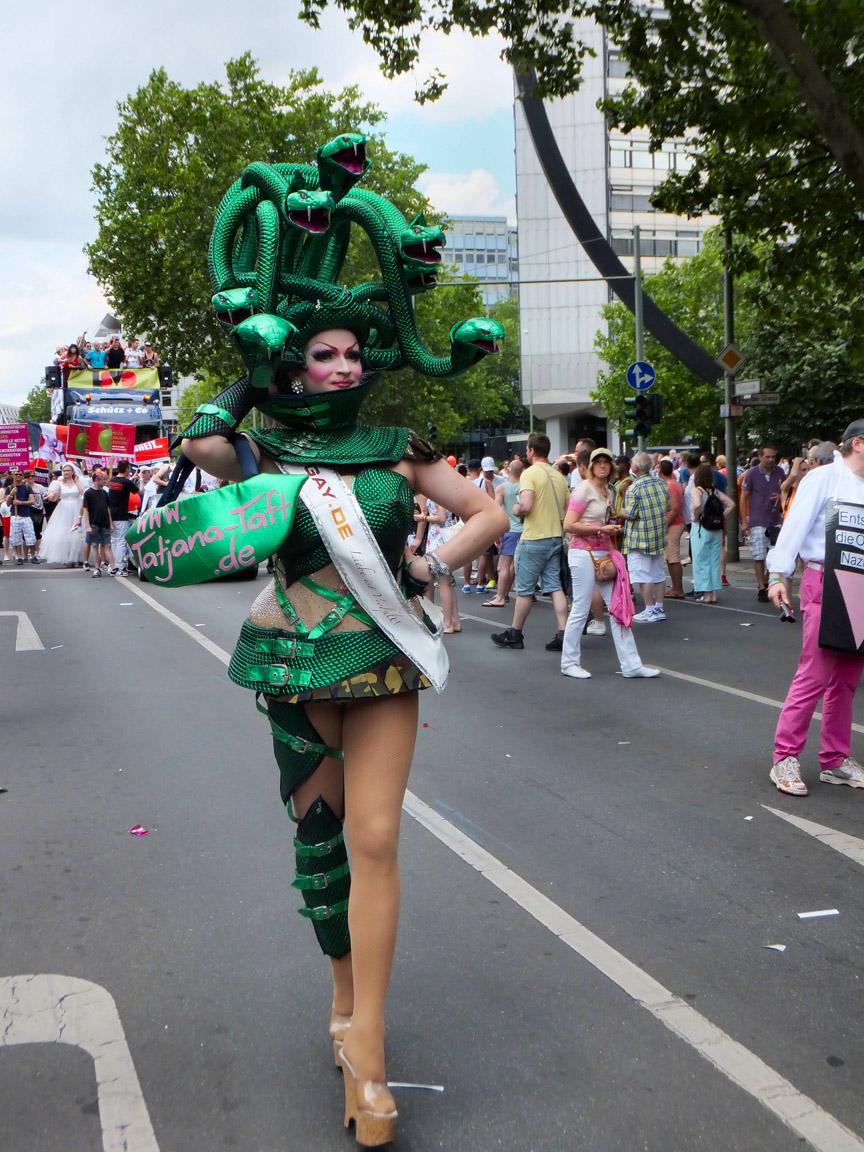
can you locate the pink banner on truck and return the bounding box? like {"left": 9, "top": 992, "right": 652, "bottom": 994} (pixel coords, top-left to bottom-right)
{"left": 0, "top": 423, "right": 30, "bottom": 471}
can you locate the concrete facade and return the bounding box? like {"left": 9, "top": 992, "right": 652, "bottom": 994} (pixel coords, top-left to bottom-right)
{"left": 514, "top": 20, "right": 715, "bottom": 458}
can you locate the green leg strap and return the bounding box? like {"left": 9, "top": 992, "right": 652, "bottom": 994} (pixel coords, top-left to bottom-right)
{"left": 294, "top": 797, "right": 351, "bottom": 958}
{"left": 261, "top": 695, "right": 343, "bottom": 807}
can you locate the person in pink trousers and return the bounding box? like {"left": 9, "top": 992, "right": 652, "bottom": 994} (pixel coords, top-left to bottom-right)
{"left": 767, "top": 422, "right": 864, "bottom": 796}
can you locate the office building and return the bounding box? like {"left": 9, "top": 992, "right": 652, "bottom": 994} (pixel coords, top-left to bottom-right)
{"left": 440, "top": 215, "right": 518, "bottom": 307}
{"left": 514, "top": 20, "right": 716, "bottom": 456}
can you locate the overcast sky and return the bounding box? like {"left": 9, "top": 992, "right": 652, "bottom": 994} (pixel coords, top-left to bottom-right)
{"left": 0, "top": 0, "right": 515, "bottom": 407}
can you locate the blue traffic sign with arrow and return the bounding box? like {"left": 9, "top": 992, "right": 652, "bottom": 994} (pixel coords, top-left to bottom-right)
{"left": 626, "top": 361, "right": 656, "bottom": 391}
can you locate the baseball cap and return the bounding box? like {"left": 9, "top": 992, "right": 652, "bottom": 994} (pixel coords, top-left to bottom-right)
{"left": 481, "top": 456, "right": 496, "bottom": 471}
{"left": 839, "top": 419, "right": 864, "bottom": 444}
{"left": 590, "top": 447, "right": 615, "bottom": 464}
{"left": 467, "top": 458, "right": 482, "bottom": 470}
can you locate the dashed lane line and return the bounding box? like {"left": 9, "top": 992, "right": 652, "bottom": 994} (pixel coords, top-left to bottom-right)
{"left": 404, "top": 792, "right": 864, "bottom": 1152}
{"left": 460, "top": 612, "right": 864, "bottom": 736}
{"left": 762, "top": 805, "right": 864, "bottom": 869}
{"left": 127, "top": 586, "right": 864, "bottom": 1152}
{"left": 0, "top": 974, "right": 159, "bottom": 1152}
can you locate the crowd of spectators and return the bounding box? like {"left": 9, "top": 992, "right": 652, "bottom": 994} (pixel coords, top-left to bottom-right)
{"left": 54, "top": 333, "right": 160, "bottom": 375}
{"left": 0, "top": 458, "right": 215, "bottom": 575}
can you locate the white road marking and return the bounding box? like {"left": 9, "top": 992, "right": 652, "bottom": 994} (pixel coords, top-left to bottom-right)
{"left": 119, "top": 581, "right": 229, "bottom": 666}
{"left": 0, "top": 973, "right": 159, "bottom": 1152}
{"left": 0, "top": 610, "right": 45, "bottom": 651}
{"left": 403, "top": 792, "right": 864, "bottom": 1152}
{"left": 462, "top": 612, "right": 864, "bottom": 736}
{"left": 127, "top": 586, "right": 864, "bottom": 1151}
{"left": 763, "top": 805, "right": 864, "bottom": 868}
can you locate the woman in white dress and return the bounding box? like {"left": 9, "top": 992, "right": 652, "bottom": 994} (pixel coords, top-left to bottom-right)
{"left": 40, "top": 464, "right": 86, "bottom": 566}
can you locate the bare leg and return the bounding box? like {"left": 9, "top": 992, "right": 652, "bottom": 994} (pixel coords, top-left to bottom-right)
{"left": 652, "top": 579, "right": 666, "bottom": 607}
{"left": 339, "top": 692, "right": 418, "bottom": 1096}
{"left": 640, "top": 581, "right": 655, "bottom": 609}
{"left": 667, "top": 561, "right": 684, "bottom": 596}
{"left": 438, "top": 576, "right": 460, "bottom": 630}
{"left": 462, "top": 563, "right": 472, "bottom": 589}
{"left": 511, "top": 594, "right": 533, "bottom": 630}
{"left": 755, "top": 559, "right": 767, "bottom": 591}
{"left": 550, "top": 588, "right": 570, "bottom": 631}
{"left": 484, "top": 554, "right": 513, "bottom": 605}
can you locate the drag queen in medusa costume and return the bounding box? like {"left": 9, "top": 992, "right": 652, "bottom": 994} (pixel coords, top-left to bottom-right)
{"left": 160, "top": 136, "right": 507, "bottom": 1145}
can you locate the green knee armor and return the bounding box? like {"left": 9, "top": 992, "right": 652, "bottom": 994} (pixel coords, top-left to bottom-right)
{"left": 294, "top": 796, "right": 351, "bottom": 958}
{"left": 258, "top": 696, "right": 350, "bottom": 957}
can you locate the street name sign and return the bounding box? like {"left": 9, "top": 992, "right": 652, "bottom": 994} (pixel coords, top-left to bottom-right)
{"left": 626, "top": 361, "right": 656, "bottom": 391}
{"left": 734, "top": 379, "right": 761, "bottom": 397}
{"left": 742, "top": 393, "right": 780, "bottom": 407}
{"left": 720, "top": 404, "right": 745, "bottom": 418}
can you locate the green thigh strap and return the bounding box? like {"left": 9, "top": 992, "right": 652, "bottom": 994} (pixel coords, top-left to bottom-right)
{"left": 258, "top": 695, "right": 343, "bottom": 806}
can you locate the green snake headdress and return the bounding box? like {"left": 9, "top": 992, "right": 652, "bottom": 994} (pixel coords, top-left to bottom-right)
{"left": 207, "top": 133, "right": 504, "bottom": 426}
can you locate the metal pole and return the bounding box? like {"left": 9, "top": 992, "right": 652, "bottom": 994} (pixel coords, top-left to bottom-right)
{"left": 633, "top": 226, "right": 645, "bottom": 453}
{"left": 723, "top": 226, "right": 739, "bottom": 562}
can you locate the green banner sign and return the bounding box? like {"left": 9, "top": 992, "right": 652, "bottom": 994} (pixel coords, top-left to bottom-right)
{"left": 126, "top": 473, "right": 307, "bottom": 586}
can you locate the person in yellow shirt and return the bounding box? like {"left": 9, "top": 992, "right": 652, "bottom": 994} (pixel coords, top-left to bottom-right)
{"left": 491, "top": 432, "right": 571, "bottom": 650}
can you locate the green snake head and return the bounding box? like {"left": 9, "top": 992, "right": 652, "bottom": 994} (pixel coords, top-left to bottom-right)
{"left": 211, "top": 287, "right": 257, "bottom": 329}
{"left": 400, "top": 213, "right": 445, "bottom": 274}
{"left": 283, "top": 188, "right": 335, "bottom": 235}
{"left": 317, "top": 133, "right": 370, "bottom": 197}
{"left": 232, "top": 314, "right": 298, "bottom": 389}
{"left": 448, "top": 317, "right": 506, "bottom": 370}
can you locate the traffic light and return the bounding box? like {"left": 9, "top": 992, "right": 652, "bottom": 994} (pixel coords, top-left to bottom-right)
{"left": 623, "top": 392, "right": 663, "bottom": 439}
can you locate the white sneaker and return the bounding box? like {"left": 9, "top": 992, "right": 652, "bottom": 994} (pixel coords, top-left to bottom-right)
{"left": 770, "top": 755, "right": 808, "bottom": 796}
{"left": 586, "top": 620, "right": 607, "bottom": 636}
{"left": 651, "top": 606, "right": 666, "bottom": 621}
{"left": 623, "top": 666, "right": 660, "bottom": 678}
{"left": 561, "top": 665, "right": 591, "bottom": 679}
{"left": 820, "top": 758, "right": 864, "bottom": 789}
{"left": 632, "top": 608, "right": 659, "bottom": 623}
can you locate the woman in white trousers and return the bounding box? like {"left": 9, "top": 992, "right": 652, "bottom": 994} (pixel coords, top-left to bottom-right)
{"left": 560, "top": 448, "right": 658, "bottom": 680}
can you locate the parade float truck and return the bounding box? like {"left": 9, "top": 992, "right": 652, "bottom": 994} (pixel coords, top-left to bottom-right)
{"left": 48, "top": 365, "right": 167, "bottom": 451}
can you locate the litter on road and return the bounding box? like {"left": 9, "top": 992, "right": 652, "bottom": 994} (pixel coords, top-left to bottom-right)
{"left": 128, "top": 824, "right": 152, "bottom": 837}
{"left": 387, "top": 1083, "right": 445, "bottom": 1093}
{"left": 764, "top": 944, "right": 787, "bottom": 952}
{"left": 740, "top": 622, "right": 754, "bottom": 627}
{"left": 797, "top": 909, "right": 839, "bottom": 919}
{"left": 744, "top": 816, "right": 753, "bottom": 821}
{"left": 50, "top": 645, "right": 63, "bottom": 650}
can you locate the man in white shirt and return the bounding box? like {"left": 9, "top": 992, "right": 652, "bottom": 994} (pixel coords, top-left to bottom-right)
{"left": 766, "top": 422, "right": 864, "bottom": 796}
{"left": 125, "top": 339, "right": 145, "bottom": 368}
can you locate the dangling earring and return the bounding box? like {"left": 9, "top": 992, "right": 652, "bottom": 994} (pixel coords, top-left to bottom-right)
{"left": 291, "top": 379, "right": 304, "bottom": 395}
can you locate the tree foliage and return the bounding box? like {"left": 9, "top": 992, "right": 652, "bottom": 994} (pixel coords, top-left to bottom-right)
{"left": 594, "top": 227, "right": 864, "bottom": 451}
{"left": 86, "top": 55, "right": 429, "bottom": 384}
{"left": 593, "top": 229, "right": 727, "bottom": 445}
{"left": 299, "top": 0, "right": 864, "bottom": 289}
{"left": 18, "top": 383, "right": 51, "bottom": 424}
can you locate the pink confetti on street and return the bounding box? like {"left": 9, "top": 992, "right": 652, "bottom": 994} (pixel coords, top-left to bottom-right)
{"left": 128, "top": 825, "right": 152, "bottom": 836}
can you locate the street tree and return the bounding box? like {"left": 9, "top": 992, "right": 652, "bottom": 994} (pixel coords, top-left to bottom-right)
{"left": 18, "top": 383, "right": 51, "bottom": 424}
{"left": 593, "top": 230, "right": 729, "bottom": 445}
{"left": 299, "top": 0, "right": 864, "bottom": 289}
{"left": 86, "top": 54, "right": 430, "bottom": 384}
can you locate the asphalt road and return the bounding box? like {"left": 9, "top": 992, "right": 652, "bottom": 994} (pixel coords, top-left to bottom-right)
{"left": 1, "top": 561, "right": 863, "bottom": 1152}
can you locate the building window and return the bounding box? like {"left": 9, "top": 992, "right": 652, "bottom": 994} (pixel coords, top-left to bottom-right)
{"left": 465, "top": 253, "right": 475, "bottom": 263}
{"left": 607, "top": 50, "right": 630, "bottom": 78}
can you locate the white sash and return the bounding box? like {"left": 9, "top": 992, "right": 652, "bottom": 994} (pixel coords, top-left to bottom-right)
{"left": 278, "top": 464, "right": 449, "bottom": 692}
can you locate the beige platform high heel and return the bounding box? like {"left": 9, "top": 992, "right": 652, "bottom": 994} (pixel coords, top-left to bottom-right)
{"left": 330, "top": 1009, "right": 352, "bottom": 1067}
{"left": 339, "top": 1051, "right": 397, "bottom": 1148}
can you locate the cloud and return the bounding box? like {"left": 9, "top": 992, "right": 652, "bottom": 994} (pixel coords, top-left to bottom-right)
{"left": 338, "top": 29, "right": 513, "bottom": 126}
{"left": 0, "top": 244, "right": 107, "bottom": 406}
{"left": 0, "top": 1, "right": 514, "bottom": 407}
{"left": 419, "top": 169, "right": 516, "bottom": 223}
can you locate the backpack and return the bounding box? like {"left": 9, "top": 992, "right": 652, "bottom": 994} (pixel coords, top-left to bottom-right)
{"left": 699, "top": 489, "right": 724, "bottom": 532}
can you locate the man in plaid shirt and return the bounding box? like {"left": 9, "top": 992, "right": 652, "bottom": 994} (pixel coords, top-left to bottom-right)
{"left": 622, "top": 452, "right": 670, "bottom": 623}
